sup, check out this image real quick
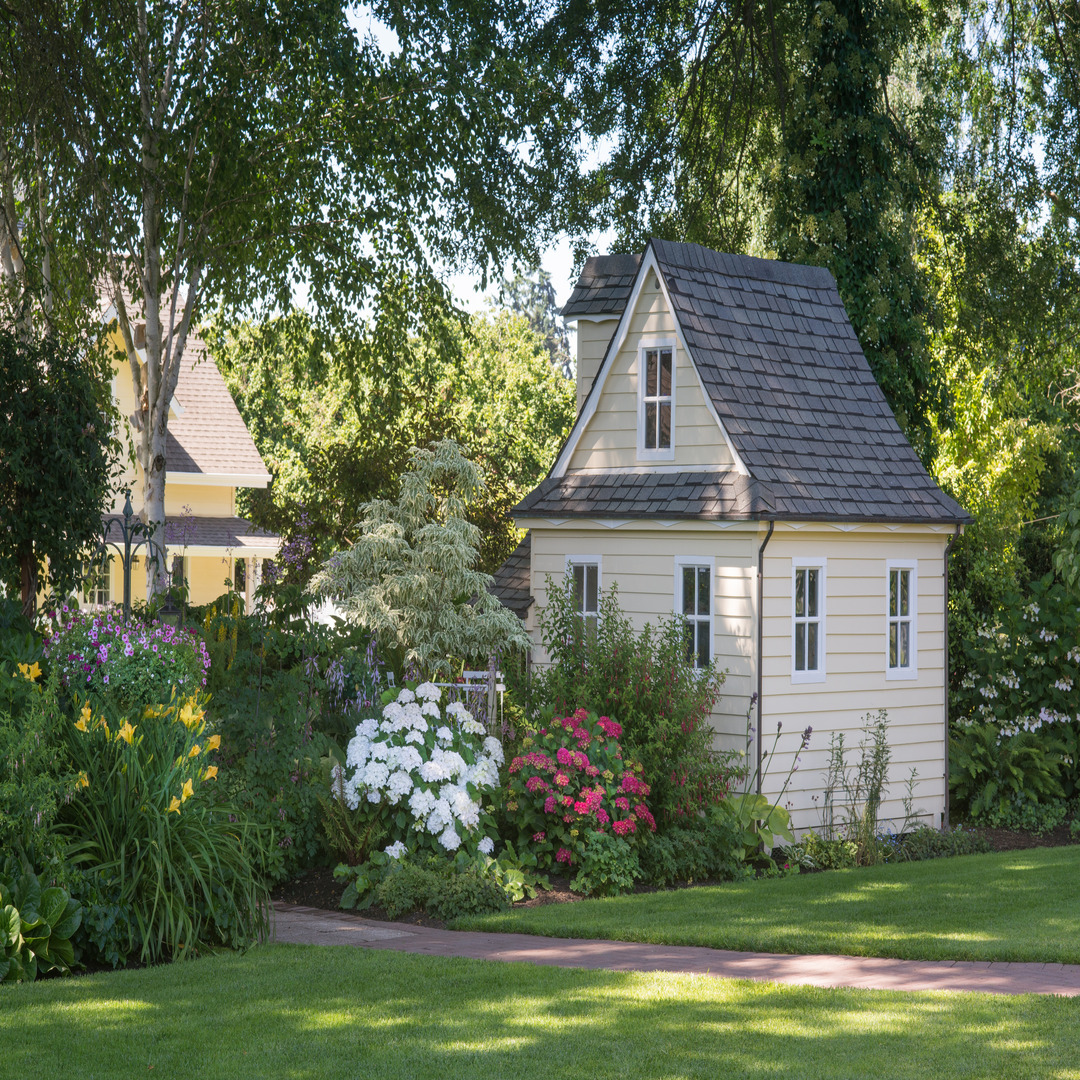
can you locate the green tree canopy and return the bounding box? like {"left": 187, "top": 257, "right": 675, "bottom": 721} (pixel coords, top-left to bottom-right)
{"left": 0, "top": 329, "right": 122, "bottom": 616}
{"left": 209, "top": 307, "right": 576, "bottom": 574}
{"left": 1, "top": 0, "right": 580, "bottom": 598}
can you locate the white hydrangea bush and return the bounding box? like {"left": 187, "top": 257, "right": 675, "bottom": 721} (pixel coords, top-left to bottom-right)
{"left": 330, "top": 681, "right": 504, "bottom": 859}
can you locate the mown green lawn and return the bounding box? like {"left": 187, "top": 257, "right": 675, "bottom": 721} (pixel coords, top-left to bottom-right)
{"left": 453, "top": 846, "right": 1080, "bottom": 964}
{"left": 3, "top": 945, "right": 1078, "bottom": 1080}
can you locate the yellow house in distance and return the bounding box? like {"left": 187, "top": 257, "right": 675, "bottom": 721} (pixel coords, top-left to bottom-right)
{"left": 98, "top": 310, "right": 280, "bottom": 613}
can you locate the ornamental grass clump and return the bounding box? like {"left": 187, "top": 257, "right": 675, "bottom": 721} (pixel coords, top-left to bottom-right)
{"left": 505, "top": 708, "right": 656, "bottom": 890}
{"left": 326, "top": 682, "right": 503, "bottom": 864}
{"left": 59, "top": 691, "right": 267, "bottom": 965}
{"left": 43, "top": 607, "right": 210, "bottom": 708}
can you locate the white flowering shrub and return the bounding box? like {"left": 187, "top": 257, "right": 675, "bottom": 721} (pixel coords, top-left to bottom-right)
{"left": 951, "top": 575, "right": 1080, "bottom": 819}
{"left": 329, "top": 682, "right": 503, "bottom": 860}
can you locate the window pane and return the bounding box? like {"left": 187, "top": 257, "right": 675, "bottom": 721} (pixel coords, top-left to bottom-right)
{"left": 696, "top": 621, "right": 709, "bottom": 669}
{"left": 585, "top": 565, "right": 598, "bottom": 613}
{"left": 900, "top": 569, "right": 910, "bottom": 617}
{"left": 683, "top": 621, "right": 694, "bottom": 666}
{"left": 697, "top": 566, "right": 710, "bottom": 616}
{"left": 659, "top": 349, "right": 672, "bottom": 397}
{"left": 573, "top": 564, "right": 585, "bottom": 613}
{"left": 807, "top": 569, "right": 819, "bottom": 618}
{"left": 795, "top": 569, "right": 805, "bottom": 618}
{"left": 682, "top": 567, "right": 695, "bottom": 615}
{"left": 807, "top": 621, "right": 818, "bottom": 670}
{"left": 646, "top": 349, "right": 657, "bottom": 396}
{"left": 889, "top": 570, "right": 898, "bottom": 617}
{"left": 889, "top": 622, "right": 897, "bottom": 667}
{"left": 659, "top": 402, "right": 671, "bottom": 448}
{"left": 900, "top": 622, "right": 910, "bottom": 667}
{"left": 644, "top": 402, "right": 657, "bottom": 448}
{"left": 795, "top": 623, "right": 805, "bottom": 670}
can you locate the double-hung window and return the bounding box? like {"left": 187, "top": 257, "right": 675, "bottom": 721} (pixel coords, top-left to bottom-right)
{"left": 675, "top": 556, "right": 713, "bottom": 669}
{"left": 886, "top": 560, "right": 917, "bottom": 678}
{"left": 792, "top": 559, "right": 826, "bottom": 682}
{"left": 567, "top": 557, "right": 601, "bottom": 636}
{"left": 639, "top": 344, "right": 674, "bottom": 456}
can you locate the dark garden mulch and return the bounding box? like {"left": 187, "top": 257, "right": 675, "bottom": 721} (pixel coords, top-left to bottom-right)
{"left": 272, "top": 825, "right": 1078, "bottom": 919}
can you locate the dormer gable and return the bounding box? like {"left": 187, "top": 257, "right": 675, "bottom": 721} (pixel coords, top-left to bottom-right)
{"left": 554, "top": 245, "right": 746, "bottom": 477}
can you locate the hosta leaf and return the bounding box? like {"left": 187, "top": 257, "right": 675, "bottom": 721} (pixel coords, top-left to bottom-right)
{"left": 0, "top": 905, "right": 19, "bottom": 947}
{"left": 38, "top": 887, "right": 68, "bottom": 929}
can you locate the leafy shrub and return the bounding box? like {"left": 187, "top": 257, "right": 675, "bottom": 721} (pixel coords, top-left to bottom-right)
{"left": 59, "top": 692, "right": 268, "bottom": 964}
{"left": 0, "top": 863, "right": 82, "bottom": 983}
{"left": 326, "top": 683, "right": 503, "bottom": 862}
{"left": 525, "top": 582, "right": 732, "bottom": 823}
{"left": 637, "top": 819, "right": 746, "bottom": 886}
{"left": 0, "top": 673, "right": 77, "bottom": 867}
{"left": 67, "top": 867, "right": 140, "bottom": 970}
{"left": 888, "top": 825, "right": 991, "bottom": 861}
{"left": 779, "top": 831, "right": 860, "bottom": 871}
{"left": 0, "top": 599, "right": 45, "bottom": 716}
{"left": 212, "top": 660, "right": 329, "bottom": 883}
{"left": 337, "top": 849, "right": 511, "bottom": 921}
{"left": 570, "top": 831, "right": 641, "bottom": 897}
{"left": 43, "top": 608, "right": 210, "bottom": 708}
{"left": 971, "top": 796, "right": 1071, "bottom": 834}
{"left": 950, "top": 722, "right": 1067, "bottom": 820}
{"left": 505, "top": 708, "right": 655, "bottom": 884}
{"left": 952, "top": 574, "right": 1080, "bottom": 808}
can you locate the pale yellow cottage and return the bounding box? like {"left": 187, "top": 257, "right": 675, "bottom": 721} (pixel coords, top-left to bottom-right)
{"left": 96, "top": 311, "right": 280, "bottom": 612}
{"left": 493, "top": 241, "right": 971, "bottom": 831}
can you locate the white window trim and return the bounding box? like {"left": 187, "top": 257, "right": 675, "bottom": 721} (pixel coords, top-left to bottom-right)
{"left": 674, "top": 555, "right": 715, "bottom": 670}
{"left": 885, "top": 559, "right": 918, "bottom": 680}
{"left": 565, "top": 554, "right": 603, "bottom": 620}
{"left": 791, "top": 557, "right": 827, "bottom": 684}
{"left": 637, "top": 337, "right": 676, "bottom": 462}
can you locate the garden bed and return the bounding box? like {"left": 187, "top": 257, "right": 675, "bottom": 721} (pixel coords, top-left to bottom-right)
{"left": 271, "top": 823, "right": 1079, "bottom": 921}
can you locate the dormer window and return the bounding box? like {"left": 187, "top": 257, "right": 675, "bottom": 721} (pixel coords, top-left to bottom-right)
{"left": 639, "top": 343, "right": 674, "bottom": 458}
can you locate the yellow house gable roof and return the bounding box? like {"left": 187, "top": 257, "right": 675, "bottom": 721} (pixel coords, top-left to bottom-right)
{"left": 164, "top": 335, "right": 271, "bottom": 487}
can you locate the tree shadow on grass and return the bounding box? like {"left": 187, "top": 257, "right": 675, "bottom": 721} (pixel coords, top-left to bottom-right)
{"left": 3, "top": 946, "right": 1076, "bottom": 1079}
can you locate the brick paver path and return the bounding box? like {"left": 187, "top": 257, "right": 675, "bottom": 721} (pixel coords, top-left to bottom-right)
{"left": 270, "top": 902, "right": 1080, "bottom": 997}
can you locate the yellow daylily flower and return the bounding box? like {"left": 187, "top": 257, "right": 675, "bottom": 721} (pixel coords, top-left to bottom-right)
{"left": 180, "top": 778, "right": 194, "bottom": 803}
{"left": 26, "top": 662, "right": 41, "bottom": 681}
{"left": 188, "top": 744, "right": 201, "bottom": 758}
{"left": 74, "top": 715, "right": 89, "bottom": 733}
{"left": 206, "top": 734, "right": 221, "bottom": 752}
{"left": 203, "top": 765, "right": 218, "bottom": 781}
{"left": 77, "top": 770, "right": 89, "bottom": 789}
{"left": 177, "top": 697, "right": 205, "bottom": 731}
{"left": 116, "top": 721, "right": 136, "bottom": 745}
{"left": 80, "top": 703, "right": 92, "bottom": 725}
{"left": 168, "top": 796, "right": 182, "bottom": 814}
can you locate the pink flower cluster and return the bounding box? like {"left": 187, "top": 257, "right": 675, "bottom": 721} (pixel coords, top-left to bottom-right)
{"left": 507, "top": 709, "right": 656, "bottom": 871}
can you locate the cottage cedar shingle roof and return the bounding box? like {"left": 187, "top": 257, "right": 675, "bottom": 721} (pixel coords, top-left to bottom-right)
{"left": 520, "top": 240, "right": 970, "bottom": 527}
{"left": 489, "top": 534, "right": 533, "bottom": 618}
{"left": 166, "top": 336, "right": 271, "bottom": 483}
{"left": 560, "top": 253, "right": 642, "bottom": 319}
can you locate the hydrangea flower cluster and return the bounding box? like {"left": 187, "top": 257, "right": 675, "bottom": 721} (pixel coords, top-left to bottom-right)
{"left": 506, "top": 708, "right": 655, "bottom": 871}
{"left": 43, "top": 607, "right": 210, "bottom": 707}
{"left": 330, "top": 682, "right": 503, "bottom": 858}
